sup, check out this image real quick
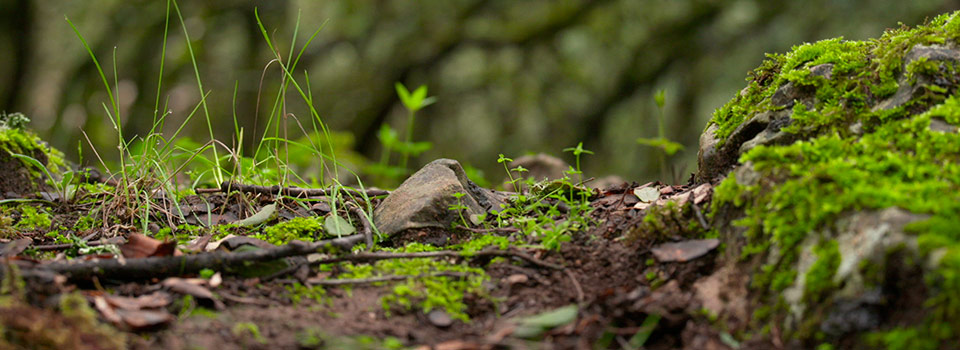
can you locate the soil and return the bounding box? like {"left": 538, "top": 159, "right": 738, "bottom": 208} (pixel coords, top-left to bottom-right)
{"left": 1, "top": 179, "right": 742, "bottom": 350}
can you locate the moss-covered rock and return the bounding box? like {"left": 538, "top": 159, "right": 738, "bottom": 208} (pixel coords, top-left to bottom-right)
{"left": 698, "top": 11, "right": 960, "bottom": 349}
{"left": 0, "top": 112, "right": 67, "bottom": 198}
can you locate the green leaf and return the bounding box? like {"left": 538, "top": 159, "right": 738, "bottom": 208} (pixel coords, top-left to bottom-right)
{"left": 637, "top": 137, "right": 685, "bottom": 156}
{"left": 512, "top": 304, "right": 579, "bottom": 339}
{"left": 628, "top": 313, "right": 660, "bottom": 347}
{"left": 655, "top": 89, "right": 666, "bottom": 108}
{"left": 324, "top": 215, "right": 356, "bottom": 236}
{"left": 235, "top": 204, "right": 277, "bottom": 227}
{"left": 411, "top": 85, "right": 428, "bottom": 107}
{"left": 395, "top": 82, "right": 412, "bottom": 109}
{"left": 378, "top": 124, "right": 399, "bottom": 146}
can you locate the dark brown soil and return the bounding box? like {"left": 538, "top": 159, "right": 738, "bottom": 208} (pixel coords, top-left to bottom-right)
{"left": 1, "top": 181, "right": 740, "bottom": 350}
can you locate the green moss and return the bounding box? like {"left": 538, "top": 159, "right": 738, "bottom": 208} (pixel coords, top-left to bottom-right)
{"left": 259, "top": 216, "right": 326, "bottom": 245}
{"left": 803, "top": 240, "right": 841, "bottom": 304}
{"left": 340, "top": 243, "right": 489, "bottom": 322}
{"left": 708, "top": 11, "right": 960, "bottom": 347}
{"left": 14, "top": 205, "right": 51, "bottom": 231}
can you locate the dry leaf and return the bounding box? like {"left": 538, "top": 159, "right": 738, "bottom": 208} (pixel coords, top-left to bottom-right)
{"left": 651, "top": 239, "right": 720, "bottom": 262}
{"left": 633, "top": 186, "right": 660, "bottom": 203}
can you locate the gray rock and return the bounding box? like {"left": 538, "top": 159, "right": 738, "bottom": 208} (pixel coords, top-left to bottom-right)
{"left": 374, "top": 159, "right": 505, "bottom": 237}
{"left": 873, "top": 44, "right": 960, "bottom": 111}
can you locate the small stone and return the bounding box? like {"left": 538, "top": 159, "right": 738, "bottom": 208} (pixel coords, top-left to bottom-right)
{"left": 374, "top": 159, "right": 506, "bottom": 237}
{"left": 505, "top": 274, "right": 529, "bottom": 285}
{"left": 427, "top": 309, "right": 453, "bottom": 328}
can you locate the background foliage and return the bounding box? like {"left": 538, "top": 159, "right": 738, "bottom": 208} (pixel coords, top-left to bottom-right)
{"left": 1, "top": 0, "right": 958, "bottom": 185}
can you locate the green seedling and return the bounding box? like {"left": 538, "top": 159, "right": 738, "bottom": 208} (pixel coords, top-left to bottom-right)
{"left": 637, "top": 89, "right": 685, "bottom": 183}
{"left": 448, "top": 192, "right": 470, "bottom": 229}
{"left": 562, "top": 142, "right": 594, "bottom": 187}
{"left": 369, "top": 83, "right": 436, "bottom": 186}
{"left": 395, "top": 83, "right": 437, "bottom": 173}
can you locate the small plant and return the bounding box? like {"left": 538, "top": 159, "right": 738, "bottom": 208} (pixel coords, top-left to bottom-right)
{"left": 637, "top": 89, "right": 685, "bottom": 182}
{"left": 368, "top": 83, "right": 436, "bottom": 186}
{"left": 498, "top": 154, "right": 530, "bottom": 193}
{"left": 448, "top": 192, "right": 470, "bottom": 229}
{"left": 562, "top": 142, "right": 594, "bottom": 187}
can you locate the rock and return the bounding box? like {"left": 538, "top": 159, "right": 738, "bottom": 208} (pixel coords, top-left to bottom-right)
{"left": 693, "top": 15, "right": 960, "bottom": 348}
{"left": 873, "top": 44, "right": 960, "bottom": 111}
{"left": 427, "top": 309, "right": 453, "bottom": 328}
{"left": 374, "top": 159, "right": 506, "bottom": 237}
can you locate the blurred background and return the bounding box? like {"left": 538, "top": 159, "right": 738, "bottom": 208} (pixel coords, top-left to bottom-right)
{"left": 1, "top": 0, "right": 958, "bottom": 188}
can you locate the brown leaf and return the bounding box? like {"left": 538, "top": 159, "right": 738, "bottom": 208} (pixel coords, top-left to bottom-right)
{"left": 651, "top": 239, "right": 720, "bottom": 262}
{"left": 692, "top": 183, "right": 712, "bottom": 204}
{"left": 104, "top": 292, "right": 171, "bottom": 310}
{"left": 162, "top": 277, "right": 225, "bottom": 310}
{"left": 120, "top": 233, "right": 178, "bottom": 258}
{"left": 0, "top": 238, "right": 32, "bottom": 257}
{"left": 115, "top": 309, "right": 175, "bottom": 331}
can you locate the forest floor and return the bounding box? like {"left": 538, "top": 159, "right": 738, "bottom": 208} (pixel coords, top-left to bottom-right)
{"left": 0, "top": 160, "right": 744, "bottom": 350}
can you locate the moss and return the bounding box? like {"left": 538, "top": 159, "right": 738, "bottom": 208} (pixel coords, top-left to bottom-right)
{"left": 803, "top": 240, "right": 841, "bottom": 304}
{"left": 707, "top": 11, "right": 960, "bottom": 347}
{"left": 340, "top": 243, "right": 489, "bottom": 322}
{"left": 14, "top": 205, "right": 51, "bottom": 231}
{"left": 260, "top": 216, "right": 326, "bottom": 245}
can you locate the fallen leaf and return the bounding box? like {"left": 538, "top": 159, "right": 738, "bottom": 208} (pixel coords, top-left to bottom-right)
{"left": 162, "top": 277, "right": 225, "bottom": 310}
{"left": 234, "top": 204, "right": 277, "bottom": 227}
{"left": 692, "top": 183, "right": 712, "bottom": 204}
{"left": 324, "top": 215, "right": 356, "bottom": 236}
{"left": 120, "top": 233, "right": 178, "bottom": 258}
{"left": 651, "top": 239, "right": 720, "bottom": 262}
{"left": 105, "top": 292, "right": 171, "bottom": 310}
{"left": 634, "top": 186, "right": 660, "bottom": 203}
{"left": 115, "top": 309, "right": 174, "bottom": 331}
{"left": 0, "top": 238, "right": 32, "bottom": 257}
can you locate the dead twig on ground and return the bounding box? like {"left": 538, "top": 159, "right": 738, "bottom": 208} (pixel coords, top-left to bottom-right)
{"left": 32, "top": 236, "right": 125, "bottom": 252}
{"left": 196, "top": 182, "right": 389, "bottom": 199}
{"left": 311, "top": 248, "right": 565, "bottom": 270}
{"left": 280, "top": 271, "right": 472, "bottom": 286}
{"left": 14, "top": 234, "right": 366, "bottom": 283}
{"left": 564, "top": 269, "right": 585, "bottom": 305}
{"left": 344, "top": 201, "right": 374, "bottom": 251}
{"left": 691, "top": 202, "right": 710, "bottom": 230}
{"left": 456, "top": 226, "right": 520, "bottom": 234}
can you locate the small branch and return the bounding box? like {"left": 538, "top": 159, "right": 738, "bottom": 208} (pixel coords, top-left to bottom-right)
{"left": 32, "top": 237, "right": 125, "bottom": 252}
{"left": 208, "top": 182, "right": 389, "bottom": 198}
{"left": 311, "top": 248, "right": 565, "bottom": 271}
{"left": 456, "top": 226, "right": 520, "bottom": 234}
{"left": 20, "top": 234, "right": 366, "bottom": 282}
{"left": 691, "top": 202, "right": 711, "bottom": 230}
{"left": 345, "top": 201, "right": 374, "bottom": 251}
{"left": 564, "top": 269, "right": 585, "bottom": 305}
{"left": 283, "top": 272, "right": 471, "bottom": 286}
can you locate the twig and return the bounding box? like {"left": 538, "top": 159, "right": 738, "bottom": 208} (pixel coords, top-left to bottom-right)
{"left": 311, "top": 248, "right": 565, "bottom": 270}
{"left": 282, "top": 272, "right": 472, "bottom": 286}
{"left": 691, "top": 202, "right": 711, "bottom": 230}
{"left": 32, "top": 237, "right": 125, "bottom": 252}
{"left": 207, "top": 182, "right": 389, "bottom": 198}
{"left": 564, "top": 269, "right": 585, "bottom": 305}
{"left": 16, "top": 234, "right": 366, "bottom": 283}
{"left": 456, "top": 226, "right": 520, "bottom": 234}
{"left": 345, "top": 201, "right": 374, "bottom": 251}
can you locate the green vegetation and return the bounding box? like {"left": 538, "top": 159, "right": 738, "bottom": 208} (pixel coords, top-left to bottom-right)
{"left": 637, "top": 90, "right": 685, "bottom": 182}
{"left": 708, "top": 12, "right": 960, "bottom": 348}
